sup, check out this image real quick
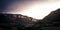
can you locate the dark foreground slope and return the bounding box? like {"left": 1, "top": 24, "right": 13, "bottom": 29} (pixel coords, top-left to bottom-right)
{"left": 41, "top": 9, "right": 60, "bottom": 30}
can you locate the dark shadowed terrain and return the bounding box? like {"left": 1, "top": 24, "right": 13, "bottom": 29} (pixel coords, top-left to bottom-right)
{"left": 0, "top": 9, "right": 60, "bottom": 30}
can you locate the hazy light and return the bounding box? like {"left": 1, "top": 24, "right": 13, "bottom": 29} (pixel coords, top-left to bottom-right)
{"left": 20, "top": 3, "right": 60, "bottom": 19}
{"left": 4, "top": 1, "right": 60, "bottom": 19}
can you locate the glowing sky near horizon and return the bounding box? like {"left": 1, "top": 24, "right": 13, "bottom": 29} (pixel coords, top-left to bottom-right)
{"left": 4, "top": 0, "right": 60, "bottom": 19}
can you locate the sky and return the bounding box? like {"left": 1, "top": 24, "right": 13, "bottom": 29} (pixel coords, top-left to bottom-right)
{"left": 1, "top": 0, "right": 60, "bottom": 19}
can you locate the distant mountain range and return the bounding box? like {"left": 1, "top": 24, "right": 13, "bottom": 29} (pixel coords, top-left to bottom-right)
{"left": 0, "top": 13, "right": 38, "bottom": 27}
